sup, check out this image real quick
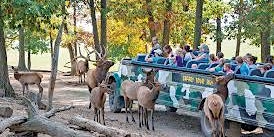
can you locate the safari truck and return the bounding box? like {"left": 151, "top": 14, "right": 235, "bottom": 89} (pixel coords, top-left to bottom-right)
{"left": 108, "top": 55, "right": 274, "bottom": 136}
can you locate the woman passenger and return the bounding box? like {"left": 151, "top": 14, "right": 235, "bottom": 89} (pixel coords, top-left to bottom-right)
{"left": 208, "top": 58, "right": 225, "bottom": 72}
{"left": 192, "top": 44, "right": 210, "bottom": 62}
{"left": 235, "top": 56, "right": 249, "bottom": 75}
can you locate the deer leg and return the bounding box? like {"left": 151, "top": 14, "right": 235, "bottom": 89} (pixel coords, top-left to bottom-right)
{"left": 124, "top": 97, "right": 129, "bottom": 122}
{"left": 220, "top": 114, "right": 225, "bottom": 137}
{"left": 151, "top": 109, "right": 155, "bottom": 131}
{"left": 94, "top": 108, "right": 97, "bottom": 121}
{"left": 145, "top": 108, "right": 149, "bottom": 130}
{"left": 102, "top": 107, "right": 106, "bottom": 125}
{"left": 37, "top": 83, "right": 43, "bottom": 97}
{"left": 25, "top": 84, "right": 29, "bottom": 91}
{"left": 21, "top": 83, "right": 25, "bottom": 95}
{"left": 138, "top": 104, "right": 142, "bottom": 128}
{"left": 208, "top": 116, "right": 216, "bottom": 137}
{"left": 129, "top": 100, "right": 135, "bottom": 122}
{"left": 88, "top": 86, "right": 92, "bottom": 93}
{"left": 98, "top": 109, "right": 101, "bottom": 123}
{"left": 141, "top": 106, "right": 144, "bottom": 126}
{"left": 83, "top": 73, "right": 86, "bottom": 83}
{"left": 89, "top": 101, "right": 92, "bottom": 109}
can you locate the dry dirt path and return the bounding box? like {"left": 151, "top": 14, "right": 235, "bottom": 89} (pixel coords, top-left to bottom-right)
{"left": 5, "top": 71, "right": 203, "bottom": 137}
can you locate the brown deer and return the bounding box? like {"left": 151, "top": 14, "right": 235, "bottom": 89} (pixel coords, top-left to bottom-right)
{"left": 86, "top": 45, "right": 114, "bottom": 94}
{"left": 89, "top": 80, "right": 113, "bottom": 125}
{"left": 11, "top": 66, "right": 43, "bottom": 96}
{"left": 137, "top": 81, "right": 161, "bottom": 130}
{"left": 121, "top": 68, "right": 156, "bottom": 123}
{"left": 198, "top": 73, "right": 235, "bottom": 137}
{"left": 75, "top": 47, "right": 91, "bottom": 83}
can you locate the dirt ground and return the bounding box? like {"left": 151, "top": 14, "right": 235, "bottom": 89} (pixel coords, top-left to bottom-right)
{"left": 0, "top": 70, "right": 265, "bottom": 137}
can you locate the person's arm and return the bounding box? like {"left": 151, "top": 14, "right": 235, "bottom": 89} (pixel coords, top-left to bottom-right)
{"left": 193, "top": 53, "right": 206, "bottom": 61}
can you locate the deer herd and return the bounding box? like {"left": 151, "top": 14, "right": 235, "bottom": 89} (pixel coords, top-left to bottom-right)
{"left": 10, "top": 44, "right": 234, "bottom": 136}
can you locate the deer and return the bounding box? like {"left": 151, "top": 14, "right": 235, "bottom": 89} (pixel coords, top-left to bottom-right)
{"left": 85, "top": 45, "right": 114, "bottom": 93}
{"left": 75, "top": 47, "right": 92, "bottom": 84}
{"left": 121, "top": 68, "right": 156, "bottom": 123}
{"left": 198, "top": 73, "right": 235, "bottom": 137}
{"left": 137, "top": 81, "right": 162, "bottom": 130}
{"left": 11, "top": 66, "right": 43, "bottom": 96}
{"left": 89, "top": 80, "right": 113, "bottom": 125}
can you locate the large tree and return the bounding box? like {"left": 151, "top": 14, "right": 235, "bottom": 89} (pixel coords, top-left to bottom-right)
{"left": 162, "top": 0, "right": 172, "bottom": 46}
{"left": 193, "top": 0, "right": 204, "bottom": 49}
{"left": 0, "top": 3, "right": 15, "bottom": 97}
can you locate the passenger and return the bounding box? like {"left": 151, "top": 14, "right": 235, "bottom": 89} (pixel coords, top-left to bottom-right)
{"left": 243, "top": 53, "right": 252, "bottom": 63}
{"left": 216, "top": 52, "right": 224, "bottom": 61}
{"left": 163, "top": 45, "right": 176, "bottom": 66}
{"left": 209, "top": 54, "right": 218, "bottom": 64}
{"left": 148, "top": 36, "right": 162, "bottom": 57}
{"left": 175, "top": 48, "right": 185, "bottom": 67}
{"left": 265, "top": 55, "right": 274, "bottom": 69}
{"left": 223, "top": 63, "right": 234, "bottom": 75}
{"left": 235, "top": 56, "right": 249, "bottom": 75}
{"left": 182, "top": 45, "right": 192, "bottom": 63}
{"left": 258, "top": 64, "right": 272, "bottom": 76}
{"left": 145, "top": 49, "right": 163, "bottom": 63}
{"left": 246, "top": 56, "right": 257, "bottom": 69}
{"left": 191, "top": 64, "right": 198, "bottom": 69}
{"left": 192, "top": 44, "right": 209, "bottom": 62}
{"left": 208, "top": 58, "right": 225, "bottom": 73}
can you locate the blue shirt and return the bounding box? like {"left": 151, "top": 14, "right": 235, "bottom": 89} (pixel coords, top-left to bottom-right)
{"left": 235, "top": 63, "right": 250, "bottom": 75}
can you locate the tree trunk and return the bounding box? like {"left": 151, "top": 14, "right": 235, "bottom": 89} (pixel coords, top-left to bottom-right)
{"left": 145, "top": 0, "right": 156, "bottom": 40}
{"left": 235, "top": 0, "right": 243, "bottom": 57}
{"left": 0, "top": 7, "right": 15, "bottom": 97}
{"left": 89, "top": 0, "right": 101, "bottom": 58}
{"left": 101, "top": 0, "right": 107, "bottom": 55}
{"left": 260, "top": 0, "right": 271, "bottom": 62}
{"left": 50, "top": 30, "right": 54, "bottom": 57}
{"left": 193, "top": 0, "right": 204, "bottom": 50}
{"left": 235, "top": 26, "right": 241, "bottom": 57}
{"left": 216, "top": 17, "right": 222, "bottom": 53}
{"left": 48, "top": 19, "right": 65, "bottom": 111}
{"left": 73, "top": 2, "right": 77, "bottom": 57}
{"left": 64, "top": 19, "right": 76, "bottom": 76}
{"left": 18, "top": 26, "right": 27, "bottom": 71}
{"left": 27, "top": 48, "right": 31, "bottom": 70}
{"left": 162, "top": 0, "right": 172, "bottom": 46}
{"left": 261, "top": 31, "right": 270, "bottom": 62}
{"left": 68, "top": 46, "right": 77, "bottom": 76}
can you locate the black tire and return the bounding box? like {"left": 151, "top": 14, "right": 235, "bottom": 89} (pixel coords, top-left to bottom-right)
{"left": 200, "top": 111, "right": 212, "bottom": 137}
{"left": 262, "top": 128, "right": 274, "bottom": 137}
{"left": 109, "top": 94, "right": 122, "bottom": 113}
{"left": 165, "top": 106, "right": 177, "bottom": 112}
{"left": 241, "top": 123, "right": 257, "bottom": 131}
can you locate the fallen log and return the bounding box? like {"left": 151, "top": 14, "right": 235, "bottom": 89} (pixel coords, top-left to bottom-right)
{"left": 69, "top": 116, "right": 141, "bottom": 137}
{"left": 44, "top": 105, "right": 74, "bottom": 118}
{"left": 0, "top": 97, "right": 91, "bottom": 137}
{"left": 9, "top": 116, "right": 92, "bottom": 137}
{"left": 0, "top": 116, "right": 26, "bottom": 133}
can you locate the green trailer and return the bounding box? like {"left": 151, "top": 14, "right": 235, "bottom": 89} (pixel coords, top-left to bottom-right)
{"left": 108, "top": 58, "right": 274, "bottom": 136}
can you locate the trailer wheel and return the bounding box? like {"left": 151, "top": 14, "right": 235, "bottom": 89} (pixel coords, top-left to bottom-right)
{"left": 165, "top": 106, "right": 177, "bottom": 112}
{"left": 241, "top": 123, "right": 257, "bottom": 131}
{"left": 200, "top": 111, "right": 212, "bottom": 137}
